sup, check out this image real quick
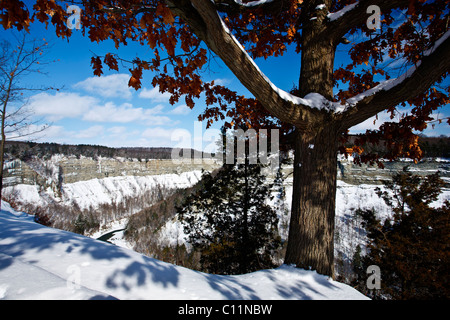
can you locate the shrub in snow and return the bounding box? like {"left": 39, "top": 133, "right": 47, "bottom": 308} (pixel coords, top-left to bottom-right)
{"left": 353, "top": 167, "right": 450, "bottom": 299}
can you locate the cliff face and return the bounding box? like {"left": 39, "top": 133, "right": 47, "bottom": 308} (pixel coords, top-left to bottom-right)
{"left": 336, "top": 158, "right": 450, "bottom": 186}
{"left": 3, "top": 155, "right": 221, "bottom": 188}
{"left": 3, "top": 154, "right": 450, "bottom": 190}
{"left": 58, "top": 157, "right": 220, "bottom": 183}
{"left": 3, "top": 153, "right": 449, "bottom": 275}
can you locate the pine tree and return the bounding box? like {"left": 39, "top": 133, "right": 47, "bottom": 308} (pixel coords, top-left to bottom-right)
{"left": 356, "top": 168, "right": 450, "bottom": 299}
{"left": 177, "top": 162, "right": 281, "bottom": 275}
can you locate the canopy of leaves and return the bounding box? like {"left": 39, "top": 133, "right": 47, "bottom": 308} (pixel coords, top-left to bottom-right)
{"left": 1, "top": 0, "right": 449, "bottom": 162}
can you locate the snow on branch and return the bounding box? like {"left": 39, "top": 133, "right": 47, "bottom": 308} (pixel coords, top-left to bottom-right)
{"left": 338, "top": 29, "right": 450, "bottom": 130}
{"left": 423, "top": 29, "right": 450, "bottom": 57}
{"left": 327, "top": 2, "right": 359, "bottom": 22}
{"left": 217, "top": 13, "right": 345, "bottom": 113}
{"left": 233, "top": 0, "right": 274, "bottom": 7}
{"left": 343, "top": 29, "right": 450, "bottom": 109}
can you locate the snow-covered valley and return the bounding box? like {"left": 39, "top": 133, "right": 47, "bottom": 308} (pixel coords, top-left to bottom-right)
{"left": 1, "top": 153, "right": 449, "bottom": 300}
{"left": 0, "top": 201, "right": 367, "bottom": 300}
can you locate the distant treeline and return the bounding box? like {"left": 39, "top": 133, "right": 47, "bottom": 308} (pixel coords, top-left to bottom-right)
{"left": 3, "top": 141, "right": 213, "bottom": 161}
{"left": 418, "top": 136, "right": 450, "bottom": 158}
{"left": 3, "top": 136, "right": 449, "bottom": 162}
{"left": 344, "top": 135, "right": 450, "bottom": 159}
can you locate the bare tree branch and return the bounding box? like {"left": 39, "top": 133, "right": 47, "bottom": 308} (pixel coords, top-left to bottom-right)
{"left": 0, "top": 32, "right": 56, "bottom": 207}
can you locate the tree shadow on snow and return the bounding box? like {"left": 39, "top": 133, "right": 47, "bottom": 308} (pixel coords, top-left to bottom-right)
{"left": 202, "top": 273, "right": 261, "bottom": 300}
{"left": 0, "top": 212, "right": 180, "bottom": 297}
{"left": 0, "top": 213, "right": 130, "bottom": 263}
{"left": 105, "top": 259, "right": 180, "bottom": 291}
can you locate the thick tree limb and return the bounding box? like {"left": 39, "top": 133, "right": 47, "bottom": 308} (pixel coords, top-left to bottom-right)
{"left": 167, "top": 0, "right": 321, "bottom": 129}
{"left": 339, "top": 30, "right": 450, "bottom": 130}
{"left": 325, "top": 0, "right": 410, "bottom": 44}
{"left": 168, "top": 0, "right": 449, "bottom": 133}
{"left": 212, "top": 0, "right": 285, "bottom": 14}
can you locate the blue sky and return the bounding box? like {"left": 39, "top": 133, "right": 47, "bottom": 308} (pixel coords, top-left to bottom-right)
{"left": 1, "top": 5, "right": 448, "bottom": 150}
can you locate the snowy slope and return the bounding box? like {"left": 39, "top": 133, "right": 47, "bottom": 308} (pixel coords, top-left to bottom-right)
{"left": 0, "top": 201, "right": 368, "bottom": 300}
{"left": 3, "top": 170, "right": 203, "bottom": 210}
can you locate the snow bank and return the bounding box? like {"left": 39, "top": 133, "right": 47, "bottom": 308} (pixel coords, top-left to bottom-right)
{"left": 0, "top": 202, "right": 368, "bottom": 300}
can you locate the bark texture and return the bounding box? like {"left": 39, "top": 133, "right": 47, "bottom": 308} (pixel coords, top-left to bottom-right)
{"left": 284, "top": 125, "right": 340, "bottom": 277}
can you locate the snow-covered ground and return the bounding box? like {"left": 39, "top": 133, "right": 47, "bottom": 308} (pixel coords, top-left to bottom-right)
{"left": 154, "top": 178, "right": 450, "bottom": 274}
{"left": 2, "top": 158, "right": 448, "bottom": 300}
{"left": 0, "top": 201, "right": 368, "bottom": 300}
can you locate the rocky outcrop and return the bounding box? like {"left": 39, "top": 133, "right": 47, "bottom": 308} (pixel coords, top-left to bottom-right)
{"left": 58, "top": 157, "right": 220, "bottom": 183}
{"left": 3, "top": 154, "right": 449, "bottom": 190}
{"left": 3, "top": 155, "right": 221, "bottom": 188}
{"left": 278, "top": 157, "right": 450, "bottom": 187}
{"left": 336, "top": 158, "right": 450, "bottom": 186}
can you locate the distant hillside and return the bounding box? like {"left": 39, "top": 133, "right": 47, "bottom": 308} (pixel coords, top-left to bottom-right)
{"left": 3, "top": 135, "right": 449, "bottom": 163}
{"left": 419, "top": 136, "right": 450, "bottom": 158}
{"left": 3, "top": 141, "right": 213, "bottom": 161}
{"left": 343, "top": 135, "right": 450, "bottom": 159}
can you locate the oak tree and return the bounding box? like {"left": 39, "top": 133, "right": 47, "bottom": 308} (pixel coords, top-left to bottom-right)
{"left": 2, "top": 0, "right": 449, "bottom": 277}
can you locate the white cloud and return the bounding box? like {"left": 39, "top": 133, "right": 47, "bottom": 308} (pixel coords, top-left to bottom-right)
{"left": 82, "top": 102, "right": 172, "bottom": 125}
{"left": 7, "top": 124, "right": 79, "bottom": 145}
{"left": 213, "top": 78, "right": 232, "bottom": 86}
{"left": 107, "top": 126, "right": 127, "bottom": 136}
{"left": 147, "top": 104, "right": 165, "bottom": 114}
{"left": 73, "top": 74, "right": 132, "bottom": 99}
{"left": 83, "top": 102, "right": 142, "bottom": 123}
{"left": 75, "top": 125, "right": 105, "bottom": 139}
{"left": 139, "top": 127, "right": 191, "bottom": 148}
{"left": 170, "top": 104, "right": 191, "bottom": 115}
{"left": 140, "top": 130, "right": 172, "bottom": 147}
{"left": 27, "top": 90, "right": 178, "bottom": 127}
{"left": 141, "top": 127, "right": 175, "bottom": 139}
{"left": 29, "top": 92, "right": 97, "bottom": 122}
{"left": 40, "top": 125, "right": 70, "bottom": 139}
{"left": 349, "top": 111, "right": 397, "bottom": 134}
{"left": 139, "top": 86, "right": 171, "bottom": 102}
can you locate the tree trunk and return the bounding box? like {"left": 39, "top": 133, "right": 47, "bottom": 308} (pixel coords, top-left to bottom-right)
{"left": 283, "top": 1, "right": 340, "bottom": 277}
{"left": 0, "top": 88, "right": 9, "bottom": 211}
{"left": 284, "top": 125, "right": 340, "bottom": 278}
{"left": 0, "top": 138, "right": 4, "bottom": 210}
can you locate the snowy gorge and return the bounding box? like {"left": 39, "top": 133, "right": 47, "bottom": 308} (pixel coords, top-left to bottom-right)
{"left": 1, "top": 152, "right": 449, "bottom": 300}
{"left": 0, "top": 201, "right": 367, "bottom": 300}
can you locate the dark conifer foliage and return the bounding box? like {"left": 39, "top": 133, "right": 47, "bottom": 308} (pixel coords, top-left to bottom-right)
{"left": 177, "top": 163, "right": 281, "bottom": 275}
{"left": 354, "top": 167, "right": 450, "bottom": 299}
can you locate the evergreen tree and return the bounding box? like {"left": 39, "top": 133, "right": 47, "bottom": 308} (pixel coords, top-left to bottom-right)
{"left": 177, "top": 162, "right": 281, "bottom": 275}
{"left": 355, "top": 167, "right": 450, "bottom": 299}
{"left": 351, "top": 245, "right": 364, "bottom": 281}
